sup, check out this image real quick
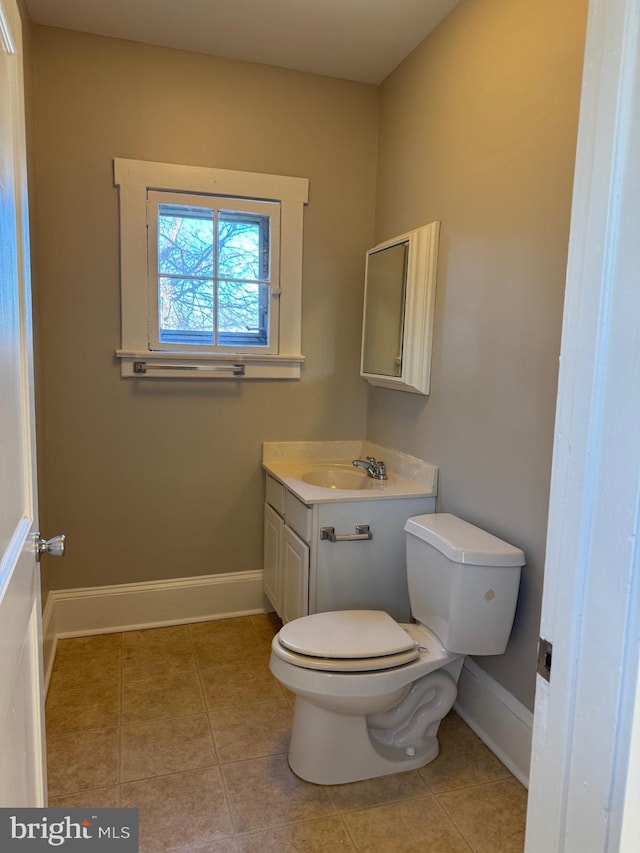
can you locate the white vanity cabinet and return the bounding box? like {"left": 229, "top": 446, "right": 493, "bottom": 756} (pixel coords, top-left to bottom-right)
{"left": 263, "top": 475, "right": 312, "bottom": 623}
{"left": 263, "top": 473, "right": 435, "bottom": 623}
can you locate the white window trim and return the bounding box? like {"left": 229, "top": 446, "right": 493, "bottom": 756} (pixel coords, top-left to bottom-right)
{"left": 114, "top": 158, "right": 308, "bottom": 379}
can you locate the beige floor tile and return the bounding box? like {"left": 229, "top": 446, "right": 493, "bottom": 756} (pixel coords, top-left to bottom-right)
{"left": 190, "top": 617, "right": 256, "bottom": 637}
{"left": 189, "top": 618, "right": 257, "bottom": 656}
{"left": 342, "top": 796, "right": 472, "bottom": 852}
{"left": 122, "top": 625, "right": 197, "bottom": 682}
{"left": 48, "top": 785, "right": 121, "bottom": 808}
{"left": 249, "top": 612, "right": 281, "bottom": 638}
{"left": 248, "top": 614, "right": 282, "bottom": 654}
{"left": 209, "top": 700, "right": 292, "bottom": 763}
{"left": 327, "top": 769, "right": 429, "bottom": 812}
{"left": 49, "top": 634, "right": 122, "bottom": 693}
{"left": 54, "top": 633, "right": 122, "bottom": 664}
{"left": 123, "top": 624, "right": 191, "bottom": 649}
{"left": 47, "top": 728, "right": 120, "bottom": 798}
{"left": 49, "top": 650, "right": 121, "bottom": 693}
{"left": 438, "top": 778, "right": 527, "bottom": 853}
{"left": 122, "top": 671, "right": 205, "bottom": 723}
{"left": 164, "top": 840, "right": 240, "bottom": 852}
{"left": 221, "top": 753, "right": 336, "bottom": 833}
{"left": 120, "top": 713, "right": 217, "bottom": 782}
{"left": 46, "top": 682, "right": 121, "bottom": 735}
{"left": 251, "top": 634, "right": 279, "bottom": 656}
{"left": 237, "top": 816, "right": 355, "bottom": 852}
{"left": 419, "top": 712, "right": 512, "bottom": 792}
{"left": 192, "top": 633, "right": 268, "bottom": 669}
{"left": 121, "top": 766, "right": 235, "bottom": 853}
{"left": 199, "top": 659, "right": 285, "bottom": 710}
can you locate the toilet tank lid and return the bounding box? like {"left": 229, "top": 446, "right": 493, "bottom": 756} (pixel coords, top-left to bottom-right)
{"left": 404, "top": 513, "right": 525, "bottom": 567}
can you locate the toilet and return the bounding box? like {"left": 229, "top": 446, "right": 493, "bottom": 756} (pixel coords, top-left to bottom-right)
{"left": 269, "top": 512, "right": 524, "bottom": 785}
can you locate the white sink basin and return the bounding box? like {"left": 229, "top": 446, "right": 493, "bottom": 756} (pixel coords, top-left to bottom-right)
{"left": 301, "top": 466, "right": 368, "bottom": 490}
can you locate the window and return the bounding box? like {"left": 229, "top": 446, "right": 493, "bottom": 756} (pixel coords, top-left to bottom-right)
{"left": 149, "top": 193, "right": 278, "bottom": 351}
{"left": 114, "top": 159, "right": 308, "bottom": 379}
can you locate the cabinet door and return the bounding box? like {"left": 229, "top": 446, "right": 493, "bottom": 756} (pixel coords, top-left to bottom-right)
{"left": 282, "top": 525, "right": 310, "bottom": 624}
{"left": 263, "top": 503, "right": 284, "bottom": 617}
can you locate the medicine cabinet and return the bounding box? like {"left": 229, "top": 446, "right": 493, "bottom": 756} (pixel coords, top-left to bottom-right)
{"left": 360, "top": 221, "right": 440, "bottom": 395}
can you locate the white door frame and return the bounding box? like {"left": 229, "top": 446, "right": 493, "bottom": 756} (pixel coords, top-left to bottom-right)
{"left": 526, "top": 0, "right": 640, "bottom": 849}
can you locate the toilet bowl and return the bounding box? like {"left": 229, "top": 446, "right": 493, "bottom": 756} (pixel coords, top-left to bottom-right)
{"left": 269, "top": 513, "right": 524, "bottom": 785}
{"left": 271, "top": 613, "right": 464, "bottom": 784}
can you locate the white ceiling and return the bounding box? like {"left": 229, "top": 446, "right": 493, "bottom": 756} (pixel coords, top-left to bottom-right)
{"left": 23, "top": 0, "right": 460, "bottom": 85}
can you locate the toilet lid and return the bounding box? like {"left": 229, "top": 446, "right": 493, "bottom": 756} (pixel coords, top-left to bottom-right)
{"left": 278, "top": 610, "right": 418, "bottom": 659}
{"left": 272, "top": 639, "right": 420, "bottom": 672}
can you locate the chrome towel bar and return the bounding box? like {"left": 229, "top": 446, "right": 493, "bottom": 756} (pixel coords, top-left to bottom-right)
{"left": 133, "top": 361, "right": 245, "bottom": 376}
{"left": 320, "top": 525, "right": 372, "bottom": 543}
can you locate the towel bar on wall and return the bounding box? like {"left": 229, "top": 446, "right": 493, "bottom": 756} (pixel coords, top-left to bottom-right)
{"left": 133, "top": 361, "right": 245, "bottom": 376}
{"left": 320, "top": 525, "right": 372, "bottom": 543}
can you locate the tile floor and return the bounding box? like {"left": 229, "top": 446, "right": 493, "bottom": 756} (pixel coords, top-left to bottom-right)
{"left": 46, "top": 614, "right": 528, "bottom": 852}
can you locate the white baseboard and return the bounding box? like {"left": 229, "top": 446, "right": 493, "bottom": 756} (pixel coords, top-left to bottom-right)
{"left": 42, "top": 570, "right": 269, "bottom": 689}
{"left": 454, "top": 657, "right": 534, "bottom": 788}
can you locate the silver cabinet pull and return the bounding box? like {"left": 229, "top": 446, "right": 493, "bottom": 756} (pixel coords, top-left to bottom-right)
{"left": 320, "top": 525, "right": 372, "bottom": 543}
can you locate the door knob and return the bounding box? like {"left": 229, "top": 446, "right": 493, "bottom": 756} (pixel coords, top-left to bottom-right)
{"left": 35, "top": 533, "right": 66, "bottom": 561}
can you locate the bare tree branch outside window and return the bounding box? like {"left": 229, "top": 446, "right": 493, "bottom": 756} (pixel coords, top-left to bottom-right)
{"left": 157, "top": 204, "right": 270, "bottom": 346}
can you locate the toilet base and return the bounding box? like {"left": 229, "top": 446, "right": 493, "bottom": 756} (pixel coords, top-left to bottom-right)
{"left": 288, "top": 695, "right": 441, "bottom": 785}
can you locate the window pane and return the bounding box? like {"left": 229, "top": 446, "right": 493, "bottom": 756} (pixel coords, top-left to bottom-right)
{"left": 158, "top": 205, "right": 214, "bottom": 278}
{"left": 218, "top": 281, "right": 269, "bottom": 346}
{"left": 218, "top": 211, "right": 269, "bottom": 281}
{"left": 158, "top": 276, "right": 214, "bottom": 345}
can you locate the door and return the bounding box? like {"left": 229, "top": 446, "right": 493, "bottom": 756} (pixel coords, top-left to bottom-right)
{"left": 525, "top": 0, "right": 640, "bottom": 849}
{"left": 263, "top": 502, "right": 283, "bottom": 616}
{"left": 281, "top": 525, "right": 309, "bottom": 624}
{"left": 0, "top": 0, "right": 47, "bottom": 807}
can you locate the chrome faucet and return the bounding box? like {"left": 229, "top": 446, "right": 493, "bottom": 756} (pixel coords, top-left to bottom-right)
{"left": 352, "top": 456, "right": 387, "bottom": 480}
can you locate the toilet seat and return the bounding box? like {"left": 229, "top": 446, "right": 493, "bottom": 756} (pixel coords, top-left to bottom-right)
{"left": 274, "top": 610, "right": 422, "bottom": 673}
{"left": 272, "top": 640, "right": 420, "bottom": 672}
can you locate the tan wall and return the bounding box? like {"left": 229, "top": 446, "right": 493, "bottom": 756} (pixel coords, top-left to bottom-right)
{"left": 370, "top": 0, "right": 588, "bottom": 709}
{"left": 31, "top": 3, "right": 588, "bottom": 711}
{"left": 30, "top": 27, "right": 377, "bottom": 591}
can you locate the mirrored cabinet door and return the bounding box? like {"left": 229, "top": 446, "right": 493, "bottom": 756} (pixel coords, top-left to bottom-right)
{"left": 360, "top": 221, "right": 440, "bottom": 395}
{"left": 362, "top": 240, "right": 408, "bottom": 378}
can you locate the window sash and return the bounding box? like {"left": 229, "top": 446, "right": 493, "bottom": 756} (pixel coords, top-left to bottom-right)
{"left": 147, "top": 190, "right": 280, "bottom": 354}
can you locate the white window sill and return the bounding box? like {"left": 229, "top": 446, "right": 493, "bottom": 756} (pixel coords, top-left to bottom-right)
{"left": 115, "top": 350, "right": 304, "bottom": 379}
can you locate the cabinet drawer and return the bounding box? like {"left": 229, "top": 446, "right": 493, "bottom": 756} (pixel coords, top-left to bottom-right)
{"left": 285, "top": 490, "right": 313, "bottom": 542}
{"left": 265, "top": 475, "right": 286, "bottom": 516}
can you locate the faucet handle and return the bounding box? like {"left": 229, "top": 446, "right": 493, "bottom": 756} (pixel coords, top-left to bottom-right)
{"left": 366, "top": 456, "right": 377, "bottom": 463}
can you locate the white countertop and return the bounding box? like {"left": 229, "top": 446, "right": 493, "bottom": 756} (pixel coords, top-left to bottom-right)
{"left": 262, "top": 441, "right": 438, "bottom": 505}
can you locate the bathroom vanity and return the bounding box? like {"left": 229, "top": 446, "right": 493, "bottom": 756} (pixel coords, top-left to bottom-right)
{"left": 262, "top": 442, "right": 438, "bottom": 623}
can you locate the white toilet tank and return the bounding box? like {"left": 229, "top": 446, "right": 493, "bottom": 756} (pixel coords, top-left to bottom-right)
{"left": 404, "top": 513, "right": 525, "bottom": 656}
